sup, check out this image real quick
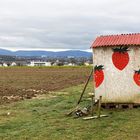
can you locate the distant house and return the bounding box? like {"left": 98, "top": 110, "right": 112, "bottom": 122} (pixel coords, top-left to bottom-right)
{"left": 3, "top": 63, "right": 8, "bottom": 67}
{"left": 52, "top": 60, "right": 64, "bottom": 66}
{"left": 16, "top": 61, "right": 27, "bottom": 66}
{"left": 28, "top": 61, "right": 51, "bottom": 66}
{"left": 68, "top": 63, "right": 76, "bottom": 66}
{"left": 11, "top": 62, "right": 17, "bottom": 66}
{"left": 84, "top": 62, "right": 90, "bottom": 66}
{"left": 63, "top": 62, "right": 69, "bottom": 66}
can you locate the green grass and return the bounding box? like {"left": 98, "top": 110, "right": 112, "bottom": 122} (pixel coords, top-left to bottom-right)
{"left": 0, "top": 83, "right": 140, "bottom": 140}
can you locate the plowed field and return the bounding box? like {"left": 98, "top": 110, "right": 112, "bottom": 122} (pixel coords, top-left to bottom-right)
{"left": 0, "top": 66, "right": 92, "bottom": 104}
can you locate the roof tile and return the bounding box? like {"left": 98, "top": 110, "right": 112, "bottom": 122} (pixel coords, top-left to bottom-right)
{"left": 92, "top": 33, "right": 140, "bottom": 48}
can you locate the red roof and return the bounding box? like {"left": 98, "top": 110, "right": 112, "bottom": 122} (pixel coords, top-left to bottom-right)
{"left": 91, "top": 33, "right": 140, "bottom": 48}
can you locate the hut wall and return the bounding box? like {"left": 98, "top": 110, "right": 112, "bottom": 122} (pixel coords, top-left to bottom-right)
{"left": 93, "top": 46, "right": 140, "bottom": 103}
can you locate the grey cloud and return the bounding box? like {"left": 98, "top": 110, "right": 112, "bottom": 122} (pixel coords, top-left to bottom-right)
{"left": 0, "top": 0, "right": 140, "bottom": 50}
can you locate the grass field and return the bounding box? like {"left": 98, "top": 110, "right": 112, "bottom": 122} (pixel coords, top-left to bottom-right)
{"left": 0, "top": 83, "right": 140, "bottom": 140}
{"left": 0, "top": 66, "right": 140, "bottom": 140}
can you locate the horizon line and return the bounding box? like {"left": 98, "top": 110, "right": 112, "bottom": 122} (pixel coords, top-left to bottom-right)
{"left": 0, "top": 48, "right": 92, "bottom": 52}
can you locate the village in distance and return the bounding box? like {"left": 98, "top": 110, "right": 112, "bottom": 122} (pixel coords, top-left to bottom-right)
{"left": 0, "top": 49, "right": 93, "bottom": 67}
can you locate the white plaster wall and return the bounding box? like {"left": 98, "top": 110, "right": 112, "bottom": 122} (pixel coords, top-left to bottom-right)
{"left": 93, "top": 46, "right": 140, "bottom": 103}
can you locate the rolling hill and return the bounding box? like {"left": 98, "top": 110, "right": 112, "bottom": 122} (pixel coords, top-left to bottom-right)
{"left": 0, "top": 49, "right": 92, "bottom": 58}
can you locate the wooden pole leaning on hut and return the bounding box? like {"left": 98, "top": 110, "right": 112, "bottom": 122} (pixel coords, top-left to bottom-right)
{"left": 77, "top": 68, "right": 93, "bottom": 105}
{"left": 66, "top": 68, "right": 93, "bottom": 116}
{"left": 91, "top": 66, "right": 96, "bottom": 116}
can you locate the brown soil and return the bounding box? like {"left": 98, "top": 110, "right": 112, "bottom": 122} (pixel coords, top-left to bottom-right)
{"left": 0, "top": 67, "right": 92, "bottom": 104}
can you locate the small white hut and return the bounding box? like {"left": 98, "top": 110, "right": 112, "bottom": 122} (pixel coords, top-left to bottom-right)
{"left": 91, "top": 33, "right": 140, "bottom": 104}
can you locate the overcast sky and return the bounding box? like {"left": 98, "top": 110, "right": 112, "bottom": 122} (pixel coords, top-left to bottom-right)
{"left": 0, "top": 0, "right": 140, "bottom": 51}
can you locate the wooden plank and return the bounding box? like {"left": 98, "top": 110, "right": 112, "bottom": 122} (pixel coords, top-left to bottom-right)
{"left": 97, "top": 96, "right": 102, "bottom": 118}
{"left": 83, "top": 115, "right": 108, "bottom": 120}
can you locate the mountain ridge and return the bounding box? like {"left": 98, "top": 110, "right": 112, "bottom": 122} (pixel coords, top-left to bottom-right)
{"left": 0, "top": 49, "right": 92, "bottom": 57}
